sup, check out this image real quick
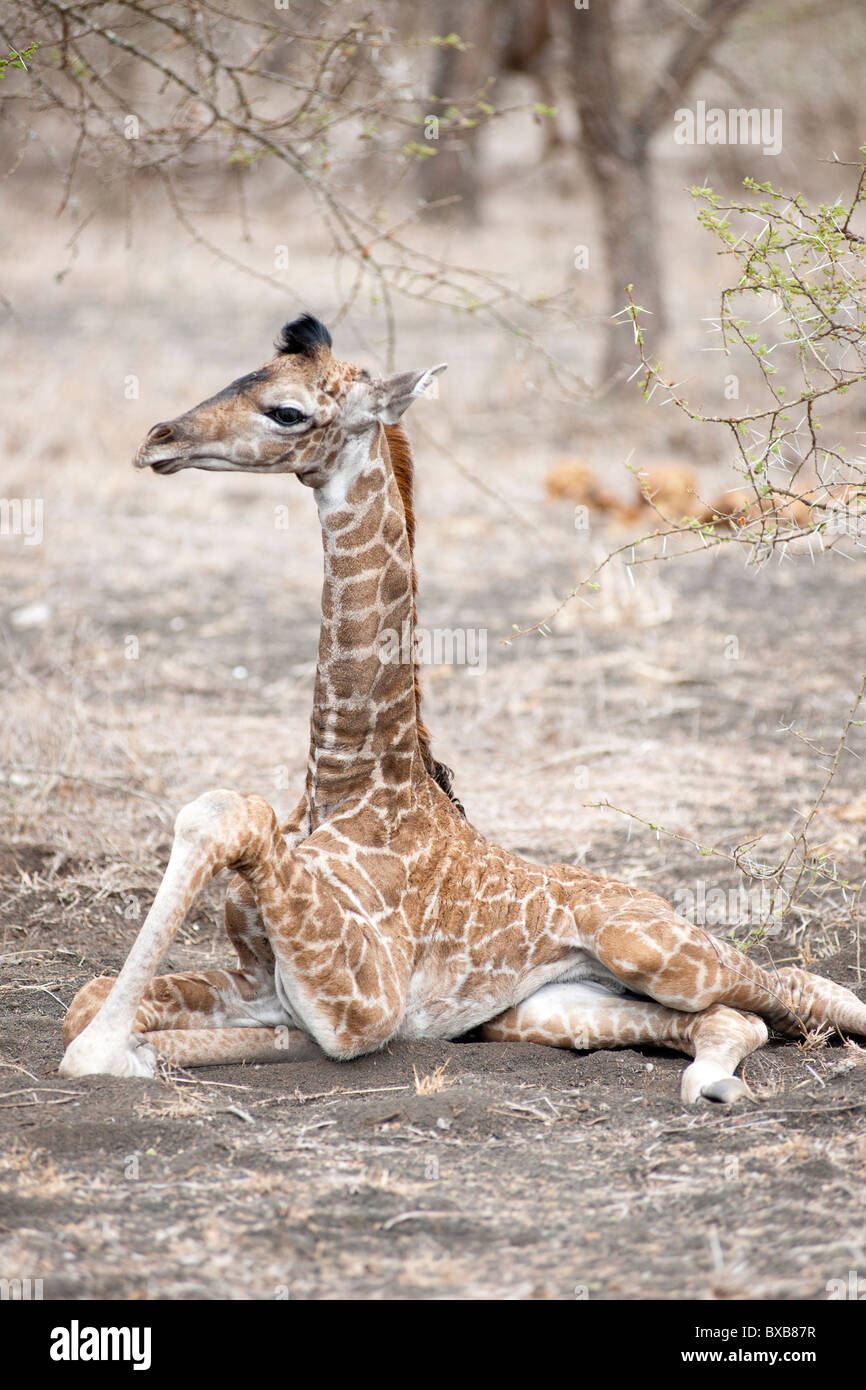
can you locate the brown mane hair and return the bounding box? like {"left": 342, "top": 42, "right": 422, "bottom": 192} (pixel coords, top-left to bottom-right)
{"left": 383, "top": 423, "right": 465, "bottom": 817}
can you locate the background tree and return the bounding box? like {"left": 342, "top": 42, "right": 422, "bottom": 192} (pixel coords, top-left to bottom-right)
{"left": 415, "top": 0, "right": 754, "bottom": 380}
{"left": 417, "top": 0, "right": 555, "bottom": 221}
{"left": 564, "top": 0, "right": 752, "bottom": 380}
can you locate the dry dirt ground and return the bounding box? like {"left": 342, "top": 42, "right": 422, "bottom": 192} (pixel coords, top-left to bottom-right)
{"left": 3, "top": 168, "right": 866, "bottom": 1300}
{"left": 5, "top": 556, "right": 866, "bottom": 1302}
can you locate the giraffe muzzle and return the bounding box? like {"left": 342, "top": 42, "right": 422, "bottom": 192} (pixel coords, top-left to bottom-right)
{"left": 134, "top": 420, "right": 186, "bottom": 472}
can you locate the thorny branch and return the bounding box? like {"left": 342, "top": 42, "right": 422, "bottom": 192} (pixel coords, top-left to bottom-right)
{"left": 544, "top": 160, "right": 866, "bottom": 947}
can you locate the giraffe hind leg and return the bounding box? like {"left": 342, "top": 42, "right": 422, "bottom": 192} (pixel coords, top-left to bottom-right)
{"left": 481, "top": 981, "right": 767, "bottom": 1104}
{"left": 774, "top": 964, "right": 866, "bottom": 1036}
{"left": 63, "top": 964, "right": 291, "bottom": 1045}
{"left": 587, "top": 895, "right": 866, "bottom": 1041}
{"left": 139, "top": 1025, "right": 317, "bottom": 1068}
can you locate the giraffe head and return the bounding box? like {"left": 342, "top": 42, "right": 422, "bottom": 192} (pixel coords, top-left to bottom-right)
{"left": 133, "top": 314, "right": 446, "bottom": 490}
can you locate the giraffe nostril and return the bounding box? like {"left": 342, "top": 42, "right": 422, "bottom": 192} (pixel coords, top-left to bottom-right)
{"left": 148, "top": 422, "right": 175, "bottom": 443}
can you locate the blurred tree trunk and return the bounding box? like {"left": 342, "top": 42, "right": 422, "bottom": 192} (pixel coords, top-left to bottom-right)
{"left": 419, "top": 1, "right": 493, "bottom": 220}
{"left": 564, "top": 0, "right": 752, "bottom": 383}
{"left": 419, "top": 0, "right": 555, "bottom": 219}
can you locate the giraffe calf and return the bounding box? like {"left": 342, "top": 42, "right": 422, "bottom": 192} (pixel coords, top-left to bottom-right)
{"left": 59, "top": 315, "right": 866, "bottom": 1103}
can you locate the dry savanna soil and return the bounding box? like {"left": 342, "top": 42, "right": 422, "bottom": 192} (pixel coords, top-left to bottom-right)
{"left": 4, "top": 543, "right": 866, "bottom": 1301}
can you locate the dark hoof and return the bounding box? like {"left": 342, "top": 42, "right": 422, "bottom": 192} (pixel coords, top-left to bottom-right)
{"left": 701, "top": 1076, "right": 749, "bottom": 1104}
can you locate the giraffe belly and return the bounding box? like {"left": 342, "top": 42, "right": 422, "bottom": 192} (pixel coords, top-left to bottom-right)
{"left": 397, "top": 948, "right": 618, "bottom": 1039}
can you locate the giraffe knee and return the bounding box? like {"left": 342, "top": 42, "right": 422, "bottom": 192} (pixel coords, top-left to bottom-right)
{"left": 62, "top": 976, "right": 116, "bottom": 1045}
{"left": 682, "top": 1004, "right": 768, "bottom": 1057}
{"left": 734, "top": 1010, "right": 769, "bottom": 1054}
{"left": 173, "top": 790, "right": 279, "bottom": 866}
{"left": 173, "top": 789, "right": 248, "bottom": 847}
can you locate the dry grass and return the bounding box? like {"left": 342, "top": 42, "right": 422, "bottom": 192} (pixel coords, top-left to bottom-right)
{"left": 0, "top": 1143, "right": 76, "bottom": 1199}
{"left": 412, "top": 1060, "right": 454, "bottom": 1095}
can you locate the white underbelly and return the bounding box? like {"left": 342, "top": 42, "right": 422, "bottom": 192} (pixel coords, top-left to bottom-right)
{"left": 396, "top": 949, "right": 625, "bottom": 1039}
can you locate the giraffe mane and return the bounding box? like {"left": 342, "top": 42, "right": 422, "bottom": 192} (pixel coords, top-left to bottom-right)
{"left": 383, "top": 423, "right": 465, "bottom": 818}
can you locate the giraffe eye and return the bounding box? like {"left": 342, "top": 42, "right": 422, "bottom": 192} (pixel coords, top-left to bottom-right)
{"left": 268, "top": 406, "right": 307, "bottom": 427}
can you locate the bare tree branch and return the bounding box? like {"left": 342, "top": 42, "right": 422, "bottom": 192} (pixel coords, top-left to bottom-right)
{"left": 634, "top": 0, "right": 752, "bottom": 150}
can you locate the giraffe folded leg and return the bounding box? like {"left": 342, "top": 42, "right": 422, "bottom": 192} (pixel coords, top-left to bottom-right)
{"left": 61, "top": 963, "right": 308, "bottom": 1069}
{"left": 64, "top": 964, "right": 277, "bottom": 1044}
{"left": 481, "top": 981, "right": 767, "bottom": 1104}
{"left": 220, "top": 789, "right": 309, "bottom": 976}
{"left": 585, "top": 889, "right": 866, "bottom": 1042}
{"left": 140, "top": 1026, "right": 318, "bottom": 1067}
{"left": 59, "top": 789, "right": 290, "bottom": 1078}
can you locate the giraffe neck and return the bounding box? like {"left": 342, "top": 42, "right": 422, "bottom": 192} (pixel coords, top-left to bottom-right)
{"left": 305, "top": 425, "right": 420, "bottom": 829}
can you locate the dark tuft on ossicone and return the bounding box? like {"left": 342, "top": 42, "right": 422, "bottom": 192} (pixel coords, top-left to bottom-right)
{"left": 276, "top": 314, "right": 333, "bottom": 358}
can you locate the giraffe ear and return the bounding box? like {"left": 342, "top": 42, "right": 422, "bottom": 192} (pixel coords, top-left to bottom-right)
{"left": 370, "top": 364, "right": 447, "bottom": 425}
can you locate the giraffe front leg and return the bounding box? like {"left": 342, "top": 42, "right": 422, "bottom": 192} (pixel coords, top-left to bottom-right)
{"left": 63, "top": 963, "right": 289, "bottom": 1045}
{"left": 62, "top": 880, "right": 298, "bottom": 1072}
{"left": 219, "top": 790, "right": 310, "bottom": 972}
{"left": 59, "top": 790, "right": 286, "bottom": 1078}
{"left": 262, "top": 853, "right": 410, "bottom": 1061}
{"left": 482, "top": 982, "right": 767, "bottom": 1104}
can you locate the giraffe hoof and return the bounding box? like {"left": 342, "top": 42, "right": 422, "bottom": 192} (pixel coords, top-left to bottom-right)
{"left": 700, "top": 1076, "right": 749, "bottom": 1105}
{"left": 681, "top": 1060, "right": 751, "bottom": 1105}
{"left": 59, "top": 1032, "right": 158, "bottom": 1079}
